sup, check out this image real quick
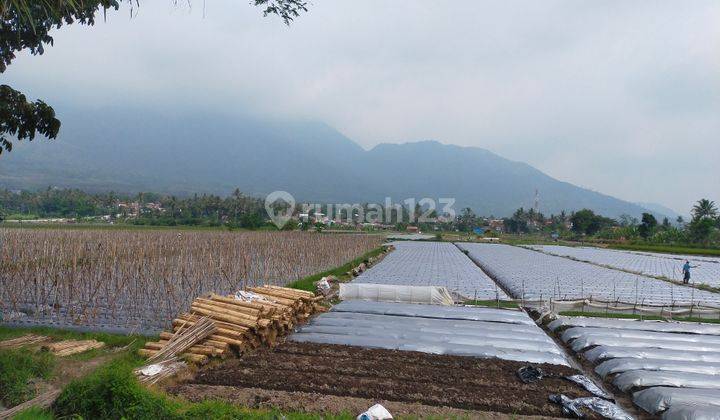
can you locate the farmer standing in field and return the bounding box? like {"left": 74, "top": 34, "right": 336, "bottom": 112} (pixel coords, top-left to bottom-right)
{"left": 682, "top": 260, "right": 698, "bottom": 284}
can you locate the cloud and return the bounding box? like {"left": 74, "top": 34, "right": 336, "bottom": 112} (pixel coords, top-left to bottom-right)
{"left": 3, "top": 0, "right": 719, "bottom": 214}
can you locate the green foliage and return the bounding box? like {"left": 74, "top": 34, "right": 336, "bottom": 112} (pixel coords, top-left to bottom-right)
{"left": 288, "top": 246, "right": 386, "bottom": 291}
{"left": 9, "top": 406, "right": 54, "bottom": 420}
{"left": 0, "top": 348, "right": 55, "bottom": 407}
{"left": 689, "top": 217, "right": 716, "bottom": 245}
{"left": 638, "top": 212, "right": 657, "bottom": 239}
{"left": 465, "top": 300, "right": 519, "bottom": 309}
{"left": 54, "top": 359, "right": 178, "bottom": 419}
{"left": 0, "top": 84, "right": 60, "bottom": 154}
{"left": 0, "top": 325, "right": 146, "bottom": 350}
{"left": 570, "top": 209, "right": 613, "bottom": 236}
{"left": 692, "top": 199, "right": 718, "bottom": 221}
{"left": 52, "top": 359, "right": 354, "bottom": 420}
{"left": 608, "top": 243, "right": 720, "bottom": 256}
{"left": 558, "top": 310, "right": 720, "bottom": 324}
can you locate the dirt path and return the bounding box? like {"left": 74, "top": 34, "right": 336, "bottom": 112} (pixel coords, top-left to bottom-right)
{"left": 169, "top": 342, "right": 594, "bottom": 417}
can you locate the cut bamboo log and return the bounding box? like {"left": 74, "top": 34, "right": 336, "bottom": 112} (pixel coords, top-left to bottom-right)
{"left": 0, "top": 334, "right": 49, "bottom": 349}
{"left": 0, "top": 388, "right": 61, "bottom": 420}
{"left": 190, "top": 304, "right": 258, "bottom": 329}
{"left": 194, "top": 298, "right": 260, "bottom": 321}
{"left": 176, "top": 314, "right": 251, "bottom": 334}
{"left": 43, "top": 340, "right": 105, "bottom": 356}
{"left": 208, "top": 294, "right": 269, "bottom": 315}
{"left": 148, "top": 316, "right": 216, "bottom": 362}
{"left": 265, "top": 285, "right": 315, "bottom": 298}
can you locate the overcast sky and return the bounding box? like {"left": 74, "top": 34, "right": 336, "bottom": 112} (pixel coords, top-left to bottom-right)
{"left": 4, "top": 0, "right": 719, "bottom": 214}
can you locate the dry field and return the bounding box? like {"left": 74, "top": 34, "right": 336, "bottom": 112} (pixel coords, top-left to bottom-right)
{"left": 0, "top": 229, "right": 382, "bottom": 333}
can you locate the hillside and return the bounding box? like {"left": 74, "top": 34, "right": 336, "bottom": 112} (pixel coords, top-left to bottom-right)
{"left": 0, "top": 107, "right": 661, "bottom": 218}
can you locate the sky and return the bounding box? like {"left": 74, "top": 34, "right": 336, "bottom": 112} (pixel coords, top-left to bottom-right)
{"left": 4, "top": 0, "right": 719, "bottom": 215}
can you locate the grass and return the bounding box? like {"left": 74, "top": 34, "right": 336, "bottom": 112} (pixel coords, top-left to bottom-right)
{"left": 0, "top": 348, "right": 55, "bottom": 407}
{"left": 465, "top": 300, "right": 520, "bottom": 309}
{"left": 559, "top": 310, "right": 720, "bottom": 324}
{"left": 606, "top": 243, "right": 720, "bottom": 257}
{"left": 0, "top": 326, "right": 151, "bottom": 410}
{"left": 10, "top": 407, "right": 55, "bottom": 420}
{"left": 0, "top": 325, "right": 148, "bottom": 352}
{"left": 287, "top": 246, "right": 387, "bottom": 291}
{"left": 51, "top": 358, "right": 356, "bottom": 420}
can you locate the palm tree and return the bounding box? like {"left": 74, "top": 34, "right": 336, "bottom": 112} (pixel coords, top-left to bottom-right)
{"left": 692, "top": 199, "right": 718, "bottom": 221}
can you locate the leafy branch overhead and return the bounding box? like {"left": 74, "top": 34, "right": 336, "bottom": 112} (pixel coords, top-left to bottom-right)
{"left": 0, "top": 0, "right": 308, "bottom": 155}
{"left": 0, "top": 85, "right": 60, "bottom": 154}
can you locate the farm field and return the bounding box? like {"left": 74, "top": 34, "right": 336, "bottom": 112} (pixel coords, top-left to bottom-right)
{"left": 292, "top": 301, "right": 569, "bottom": 365}
{"left": 550, "top": 316, "right": 720, "bottom": 417}
{"left": 352, "top": 241, "right": 508, "bottom": 300}
{"left": 169, "top": 341, "right": 587, "bottom": 417}
{"left": 457, "top": 243, "right": 720, "bottom": 306}
{"left": 529, "top": 245, "right": 720, "bottom": 287}
{"left": 0, "top": 228, "right": 383, "bottom": 333}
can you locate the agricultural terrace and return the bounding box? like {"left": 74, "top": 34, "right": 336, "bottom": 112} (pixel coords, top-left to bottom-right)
{"left": 0, "top": 229, "right": 383, "bottom": 333}
{"left": 529, "top": 245, "right": 720, "bottom": 287}
{"left": 457, "top": 243, "right": 720, "bottom": 306}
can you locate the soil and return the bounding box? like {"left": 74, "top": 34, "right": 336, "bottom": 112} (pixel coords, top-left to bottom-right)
{"left": 168, "top": 341, "right": 597, "bottom": 418}
{"left": 172, "top": 384, "right": 561, "bottom": 419}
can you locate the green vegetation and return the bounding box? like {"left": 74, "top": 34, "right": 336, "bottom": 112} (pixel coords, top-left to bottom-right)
{"left": 0, "top": 348, "right": 55, "bottom": 407}
{"left": 287, "top": 246, "right": 387, "bottom": 291}
{"left": 53, "top": 358, "right": 354, "bottom": 420}
{"left": 9, "top": 407, "right": 55, "bottom": 420}
{"left": 0, "top": 325, "right": 146, "bottom": 351}
{"left": 559, "top": 310, "right": 720, "bottom": 324}
{"left": 465, "top": 300, "right": 520, "bottom": 309}
{"left": 607, "top": 243, "right": 720, "bottom": 257}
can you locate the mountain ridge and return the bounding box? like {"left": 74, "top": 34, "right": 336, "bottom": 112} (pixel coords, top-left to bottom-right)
{"left": 0, "top": 107, "right": 667, "bottom": 219}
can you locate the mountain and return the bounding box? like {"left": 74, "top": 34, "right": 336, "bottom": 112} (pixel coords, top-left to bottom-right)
{"left": 0, "top": 107, "right": 663, "bottom": 218}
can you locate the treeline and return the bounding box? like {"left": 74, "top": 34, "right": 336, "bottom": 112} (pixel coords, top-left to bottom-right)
{"left": 0, "top": 188, "right": 267, "bottom": 228}
{"left": 492, "top": 199, "right": 720, "bottom": 246}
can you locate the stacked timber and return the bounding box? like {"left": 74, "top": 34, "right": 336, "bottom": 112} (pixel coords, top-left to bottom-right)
{"left": 139, "top": 286, "right": 323, "bottom": 365}
{"left": 0, "top": 334, "right": 49, "bottom": 349}
{"left": 42, "top": 339, "right": 105, "bottom": 356}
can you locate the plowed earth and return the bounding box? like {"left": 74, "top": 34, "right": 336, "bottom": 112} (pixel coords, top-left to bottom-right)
{"left": 169, "top": 342, "right": 595, "bottom": 417}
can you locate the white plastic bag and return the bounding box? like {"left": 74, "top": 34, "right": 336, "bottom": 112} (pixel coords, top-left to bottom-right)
{"left": 357, "top": 404, "right": 393, "bottom": 420}
{"left": 139, "top": 364, "right": 164, "bottom": 377}
{"left": 234, "top": 290, "right": 271, "bottom": 303}
{"left": 316, "top": 277, "right": 332, "bottom": 295}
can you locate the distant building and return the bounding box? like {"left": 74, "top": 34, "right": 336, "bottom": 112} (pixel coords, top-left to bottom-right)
{"left": 488, "top": 219, "right": 504, "bottom": 232}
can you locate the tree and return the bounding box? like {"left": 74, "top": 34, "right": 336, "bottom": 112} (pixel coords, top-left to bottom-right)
{"left": 689, "top": 217, "right": 716, "bottom": 245}
{"left": 0, "top": 0, "right": 307, "bottom": 155}
{"left": 692, "top": 199, "right": 718, "bottom": 221}
{"left": 638, "top": 212, "right": 657, "bottom": 240}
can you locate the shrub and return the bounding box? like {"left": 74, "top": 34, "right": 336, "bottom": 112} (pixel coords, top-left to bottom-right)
{"left": 53, "top": 360, "right": 178, "bottom": 419}
{"left": 0, "top": 349, "right": 55, "bottom": 407}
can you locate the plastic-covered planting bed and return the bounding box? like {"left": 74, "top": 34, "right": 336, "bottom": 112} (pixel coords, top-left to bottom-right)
{"left": 528, "top": 245, "right": 720, "bottom": 287}
{"left": 552, "top": 315, "right": 720, "bottom": 417}
{"left": 290, "top": 301, "right": 568, "bottom": 365}
{"left": 549, "top": 316, "right": 720, "bottom": 335}
{"left": 456, "top": 243, "right": 720, "bottom": 306}
{"left": 353, "top": 241, "right": 508, "bottom": 300}
{"left": 626, "top": 250, "right": 720, "bottom": 264}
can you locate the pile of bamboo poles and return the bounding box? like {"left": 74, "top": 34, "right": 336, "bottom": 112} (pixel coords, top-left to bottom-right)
{"left": 135, "top": 359, "right": 188, "bottom": 385}
{"left": 42, "top": 339, "right": 105, "bottom": 356}
{"left": 139, "top": 316, "right": 217, "bottom": 364}
{"left": 0, "top": 388, "right": 61, "bottom": 420}
{"left": 0, "top": 334, "right": 49, "bottom": 349}
{"left": 139, "top": 286, "right": 323, "bottom": 365}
